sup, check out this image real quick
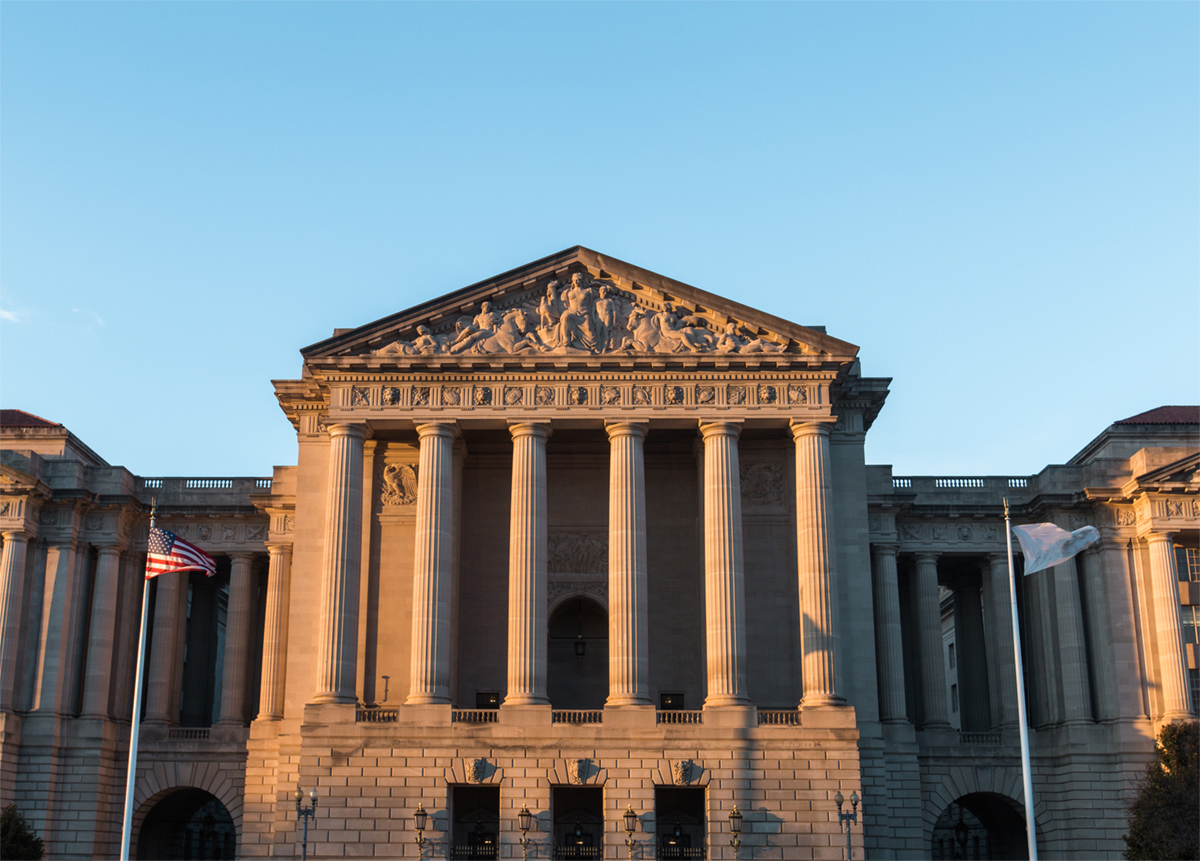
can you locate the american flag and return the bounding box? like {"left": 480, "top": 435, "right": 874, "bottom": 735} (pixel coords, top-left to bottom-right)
{"left": 145, "top": 526, "right": 217, "bottom": 579}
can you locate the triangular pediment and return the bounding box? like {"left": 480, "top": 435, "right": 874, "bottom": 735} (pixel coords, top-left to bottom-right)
{"left": 1133, "top": 452, "right": 1200, "bottom": 490}
{"left": 301, "top": 247, "right": 858, "bottom": 366}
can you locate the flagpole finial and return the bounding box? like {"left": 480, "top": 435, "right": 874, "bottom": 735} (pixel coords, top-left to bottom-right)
{"left": 1003, "top": 497, "right": 1010, "bottom": 520}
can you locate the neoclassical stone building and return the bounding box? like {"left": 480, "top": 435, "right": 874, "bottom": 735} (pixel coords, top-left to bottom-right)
{"left": 0, "top": 247, "right": 1196, "bottom": 860}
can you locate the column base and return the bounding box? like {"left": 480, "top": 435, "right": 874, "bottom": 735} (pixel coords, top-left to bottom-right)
{"left": 701, "top": 704, "right": 756, "bottom": 729}
{"left": 502, "top": 695, "right": 551, "bottom": 707}
{"left": 303, "top": 702, "right": 358, "bottom": 727}
{"left": 800, "top": 694, "right": 846, "bottom": 709}
{"left": 405, "top": 694, "right": 452, "bottom": 706}
{"left": 605, "top": 695, "right": 653, "bottom": 708}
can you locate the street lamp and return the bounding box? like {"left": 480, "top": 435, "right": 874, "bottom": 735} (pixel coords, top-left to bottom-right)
{"left": 518, "top": 806, "right": 533, "bottom": 859}
{"left": 294, "top": 787, "right": 317, "bottom": 861}
{"left": 728, "top": 806, "right": 743, "bottom": 856}
{"left": 834, "top": 790, "right": 860, "bottom": 861}
{"left": 413, "top": 803, "right": 429, "bottom": 851}
{"left": 623, "top": 806, "right": 638, "bottom": 859}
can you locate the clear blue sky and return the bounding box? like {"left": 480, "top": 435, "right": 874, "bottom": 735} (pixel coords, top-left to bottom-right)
{"left": 2, "top": 3, "right": 1196, "bottom": 477}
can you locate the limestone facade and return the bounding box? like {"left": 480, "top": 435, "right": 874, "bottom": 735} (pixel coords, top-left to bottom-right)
{"left": 0, "top": 248, "right": 1196, "bottom": 860}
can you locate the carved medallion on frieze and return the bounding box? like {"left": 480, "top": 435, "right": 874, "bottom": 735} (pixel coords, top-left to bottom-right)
{"left": 381, "top": 464, "right": 418, "bottom": 506}
{"left": 196, "top": 525, "right": 213, "bottom": 541}
{"left": 412, "top": 386, "right": 430, "bottom": 407}
{"left": 383, "top": 387, "right": 401, "bottom": 406}
{"left": 535, "top": 386, "right": 555, "bottom": 406}
{"left": 548, "top": 533, "right": 607, "bottom": 575}
{"left": 931, "top": 525, "right": 947, "bottom": 541}
{"left": 665, "top": 385, "right": 684, "bottom": 406}
{"left": 601, "top": 386, "right": 620, "bottom": 406}
{"left": 568, "top": 386, "right": 588, "bottom": 406}
{"left": 868, "top": 515, "right": 881, "bottom": 532}
{"left": 671, "top": 760, "right": 695, "bottom": 786}
{"left": 283, "top": 515, "right": 295, "bottom": 533}
{"left": 982, "top": 525, "right": 999, "bottom": 541}
{"left": 1165, "top": 500, "right": 1184, "bottom": 518}
{"left": 0, "top": 502, "right": 10, "bottom": 517}
{"left": 696, "top": 385, "right": 715, "bottom": 405}
{"left": 173, "top": 524, "right": 189, "bottom": 539}
{"left": 900, "top": 524, "right": 921, "bottom": 541}
{"left": 757, "top": 384, "right": 777, "bottom": 405}
{"left": 221, "top": 525, "right": 237, "bottom": 541}
{"left": 788, "top": 384, "right": 808, "bottom": 405}
{"left": 740, "top": 462, "right": 784, "bottom": 506}
{"left": 632, "top": 386, "right": 652, "bottom": 406}
{"left": 351, "top": 386, "right": 370, "bottom": 406}
{"left": 504, "top": 386, "right": 523, "bottom": 406}
{"left": 957, "top": 525, "right": 973, "bottom": 541}
{"left": 466, "top": 758, "right": 487, "bottom": 784}
{"left": 566, "top": 759, "right": 590, "bottom": 785}
{"left": 727, "top": 385, "right": 746, "bottom": 405}
{"left": 247, "top": 525, "right": 266, "bottom": 541}
{"left": 1069, "top": 514, "right": 1090, "bottom": 529}
{"left": 474, "top": 386, "right": 493, "bottom": 406}
{"left": 40, "top": 509, "right": 58, "bottom": 526}
{"left": 442, "top": 387, "right": 461, "bottom": 407}
{"left": 86, "top": 514, "right": 104, "bottom": 532}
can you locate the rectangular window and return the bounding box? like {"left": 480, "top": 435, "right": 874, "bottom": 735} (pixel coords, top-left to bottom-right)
{"left": 1181, "top": 606, "right": 1199, "bottom": 646}
{"left": 451, "top": 786, "right": 500, "bottom": 860}
{"left": 660, "top": 692, "right": 685, "bottom": 711}
{"left": 1189, "top": 669, "right": 1200, "bottom": 717}
{"left": 1175, "top": 546, "right": 1200, "bottom": 582}
{"left": 948, "top": 643, "right": 956, "bottom": 670}
{"left": 951, "top": 684, "right": 959, "bottom": 713}
{"left": 475, "top": 692, "right": 500, "bottom": 710}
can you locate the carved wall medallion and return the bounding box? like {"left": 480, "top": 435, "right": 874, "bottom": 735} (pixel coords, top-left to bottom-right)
{"left": 548, "top": 533, "right": 608, "bottom": 575}
{"left": 931, "top": 525, "right": 947, "bottom": 541}
{"left": 535, "top": 386, "right": 555, "bottom": 406}
{"left": 1068, "top": 514, "right": 1090, "bottom": 529}
{"left": 412, "top": 386, "right": 430, "bottom": 407}
{"left": 868, "top": 515, "right": 881, "bottom": 532}
{"left": 1165, "top": 500, "right": 1184, "bottom": 518}
{"left": 633, "top": 386, "right": 651, "bottom": 406}
{"left": 221, "top": 525, "right": 237, "bottom": 541}
{"left": 381, "top": 464, "right": 418, "bottom": 506}
{"left": 566, "top": 759, "right": 590, "bottom": 785}
{"left": 569, "top": 386, "right": 588, "bottom": 406}
{"left": 1193, "top": 500, "right": 1200, "bottom": 518}
{"left": 665, "top": 385, "right": 684, "bottom": 405}
{"left": 727, "top": 385, "right": 746, "bottom": 405}
{"left": 196, "top": 525, "right": 213, "bottom": 541}
{"left": 788, "top": 385, "right": 808, "bottom": 405}
{"left": 173, "top": 524, "right": 189, "bottom": 539}
{"left": 0, "top": 502, "right": 10, "bottom": 517}
{"left": 246, "top": 525, "right": 266, "bottom": 541}
{"left": 982, "top": 525, "right": 999, "bottom": 541}
{"left": 504, "top": 387, "right": 523, "bottom": 406}
{"left": 351, "top": 386, "right": 370, "bottom": 406}
{"left": 283, "top": 515, "right": 295, "bottom": 533}
{"left": 601, "top": 386, "right": 620, "bottom": 406}
{"left": 40, "top": 509, "right": 58, "bottom": 525}
{"left": 474, "top": 386, "right": 493, "bottom": 406}
{"left": 671, "top": 760, "right": 694, "bottom": 786}
{"left": 957, "top": 525, "right": 973, "bottom": 541}
{"left": 758, "top": 385, "right": 777, "bottom": 405}
{"left": 696, "top": 385, "right": 715, "bottom": 405}
{"left": 383, "top": 386, "right": 401, "bottom": 406}
{"left": 740, "top": 462, "right": 784, "bottom": 506}
{"left": 86, "top": 514, "right": 104, "bottom": 531}
{"left": 442, "top": 387, "right": 461, "bottom": 407}
{"left": 466, "top": 758, "right": 487, "bottom": 784}
{"left": 901, "top": 524, "right": 921, "bottom": 541}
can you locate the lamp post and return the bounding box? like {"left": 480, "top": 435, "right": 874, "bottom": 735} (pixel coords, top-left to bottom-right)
{"left": 623, "top": 806, "right": 638, "bottom": 859}
{"left": 834, "top": 790, "right": 860, "bottom": 861}
{"left": 294, "top": 788, "right": 317, "bottom": 861}
{"left": 518, "top": 805, "right": 533, "bottom": 859}
{"left": 728, "top": 806, "right": 743, "bottom": 858}
{"left": 413, "top": 803, "right": 429, "bottom": 853}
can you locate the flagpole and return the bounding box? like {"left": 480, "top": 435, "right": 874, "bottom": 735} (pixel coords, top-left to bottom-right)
{"left": 120, "top": 499, "right": 155, "bottom": 861}
{"left": 1004, "top": 498, "right": 1038, "bottom": 861}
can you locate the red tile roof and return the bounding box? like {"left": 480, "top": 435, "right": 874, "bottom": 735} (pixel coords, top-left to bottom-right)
{"left": 1115, "top": 406, "right": 1200, "bottom": 425}
{"left": 0, "top": 409, "right": 62, "bottom": 428}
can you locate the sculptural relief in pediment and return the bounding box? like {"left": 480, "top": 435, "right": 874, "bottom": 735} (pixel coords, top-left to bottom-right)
{"left": 367, "top": 272, "right": 791, "bottom": 358}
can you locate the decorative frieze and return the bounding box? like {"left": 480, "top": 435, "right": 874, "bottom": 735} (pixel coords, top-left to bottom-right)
{"left": 548, "top": 533, "right": 608, "bottom": 576}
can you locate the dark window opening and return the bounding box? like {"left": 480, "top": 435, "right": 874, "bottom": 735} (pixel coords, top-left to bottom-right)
{"left": 656, "top": 786, "right": 706, "bottom": 860}
{"left": 552, "top": 786, "right": 603, "bottom": 860}
{"left": 476, "top": 692, "right": 500, "bottom": 709}
{"left": 660, "top": 692, "right": 685, "bottom": 710}
{"left": 451, "top": 786, "right": 500, "bottom": 860}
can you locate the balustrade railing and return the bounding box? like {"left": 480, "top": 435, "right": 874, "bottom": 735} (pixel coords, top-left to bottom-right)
{"left": 552, "top": 710, "right": 603, "bottom": 725}
{"left": 452, "top": 709, "right": 499, "bottom": 724}
{"left": 757, "top": 710, "right": 801, "bottom": 726}
{"left": 891, "top": 475, "right": 1032, "bottom": 493}
{"left": 959, "top": 732, "right": 1004, "bottom": 744}
{"left": 656, "top": 710, "right": 703, "bottom": 725}
{"left": 356, "top": 708, "right": 400, "bottom": 723}
{"left": 138, "top": 476, "right": 273, "bottom": 494}
{"left": 167, "top": 728, "right": 211, "bottom": 740}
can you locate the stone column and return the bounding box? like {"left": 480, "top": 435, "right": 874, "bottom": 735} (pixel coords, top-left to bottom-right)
{"left": 606, "top": 421, "right": 651, "bottom": 708}
{"left": 313, "top": 422, "right": 367, "bottom": 705}
{"left": 216, "top": 553, "right": 256, "bottom": 724}
{"left": 145, "top": 570, "right": 184, "bottom": 724}
{"left": 791, "top": 420, "right": 843, "bottom": 707}
{"left": 1146, "top": 532, "right": 1192, "bottom": 719}
{"left": 0, "top": 532, "right": 30, "bottom": 711}
{"left": 982, "top": 553, "right": 1019, "bottom": 730}
{"left": 914, "top": 552, "right": 951, "bottom": 729}
{"left": 505, "top": 422, "right": 551, "bottom": 706}
{"left": 1078, "top": 545, "right": 1119, "bottom": 721}
{"left": 954, "top": 583, "right": 992, "bottom": 732}
{"left": 700, "top": 421, "right": 749, "bottom": 708}
{"left": 257, "top": 543, "right": 292, "bottom": 720}
{"left": 870, "top": 543, "right": 906, "bottom": 723}
{"left": 34, "top": 541, "right": 83, "bottom": 715}
{"left": 1053, "top": 556, "right": 1093, "bottom": 724}
{"left": 408, "top": 422, "right": 457, "bottom": 705}
{"left": 80, "top": 545, "right": 123, "bottom": 717}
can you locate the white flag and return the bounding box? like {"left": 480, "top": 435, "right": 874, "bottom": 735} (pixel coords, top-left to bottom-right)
{"left": 1012, "top": 523, "right": 1100, "bottom": 576}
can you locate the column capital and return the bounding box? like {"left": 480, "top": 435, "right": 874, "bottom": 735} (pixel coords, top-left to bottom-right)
{"left": 325, "top": 421, "right": 369, "bottom": 441}
{"left": 1, "top": 531, "right": 30, "bottom": 544}
{"left": 94, "top": 543, "right": 122, "bottom": 558}
{"left": 265, "top": 541, "right": 293, "bottom": 557}
{"left": 914, "top": 551, "right": 942, "bottom": 565}
{"left": 507, "top": 420, "right": 552, "bottom": 440}
{"left": 789, "top": 419, "right": 833, "bottom": 441}
{"left": 871, "top": 542, "right": 900, "bottom": 558}
{"left": 698, "top": 419, "right": 743, "bottom": 440}
{"left": 1146, "top": 531, "right": 1175, "bottom": 547}
{"left": 604, "top": 420, "right": 648, "bottom": 440}
{"left": 416, "top": 421, "right": 460, "bottom": 441}
{"left": 228, "top": 551, "right": 256, "bottom": 564}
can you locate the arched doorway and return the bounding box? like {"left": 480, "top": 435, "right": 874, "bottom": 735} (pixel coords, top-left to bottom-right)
{"left": 548, "top": 597, "right": 608, "bottom": 709}
{"left": 931, "top": 793, "right": 1027, "bottom": 860}
{"left": 137, "top": 788, "right": 236, "bottom": 860}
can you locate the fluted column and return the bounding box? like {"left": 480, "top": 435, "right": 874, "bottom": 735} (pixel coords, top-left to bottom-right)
{"left": 408, "top": 422, "right": 457, "bottom": 705}
{"left": 1053, "top": 555, "right": 1093, "bottom": 723}
{"left": 257, "top": 543, "right": 292, "bottom": 720}
{"left": 915, "top": 552, "right": 951, "bottom": 729}
{"left": 0, "top": 532, "right": 30, "bottom": 711}
{"left": 982, "top": 553, "right": 1019, "bottom": 730}
{"left": 791, "top": 420, "right": 843, "bottom": 707}
{"left": 34, "top": 541, "right": 83, "bottom": 715}
{"left": 870, "top": 543, "right": 906, "bottom": 723}
{"left": 313, "top": 422, "right": 367, "bottom": 704}
{"left": 606, "top": 421, "right": 651, "bottom": 707}
{"left": 1146, "top": 532, "right": 1192, "bottom": 719}
{"left": 955, "top": 583, "right": 992, "bottom": 732}
{"left": 505, "top": 422, "right": 550, "bottom": 706}
{"left": 145, "top": 570, "right": 184, "bottom": 723}
{"left": 700, "top": 421, "right": 749, "bottom": 708}
{"left": 1078, "top": 545, "right": 1119, "bottom": 721}
{"left": 80, "top": 545, "right": 123, "bottom": 717}
{"left": 216, "top": 553, "right": 255, "bottom": 724}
